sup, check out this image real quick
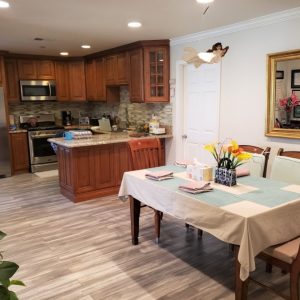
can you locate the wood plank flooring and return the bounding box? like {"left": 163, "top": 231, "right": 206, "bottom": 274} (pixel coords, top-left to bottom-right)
{"left": 0, "top": 173, "right": 291, "bottom": 299}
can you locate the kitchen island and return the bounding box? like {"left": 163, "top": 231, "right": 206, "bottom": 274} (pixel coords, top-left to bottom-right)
{"left": 49, "top": 132, "right": 172, "bottom": 202}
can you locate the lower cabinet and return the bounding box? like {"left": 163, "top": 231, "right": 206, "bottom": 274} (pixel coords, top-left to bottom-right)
{"left": 10, "top": 132, "right": 30, "bottom": 174}
{"left": 57, "top": 143, "right": 132, "bottom": 202}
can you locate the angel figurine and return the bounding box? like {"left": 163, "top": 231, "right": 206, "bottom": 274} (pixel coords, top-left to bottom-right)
{"left": 183, "top": 42, "right": 229, "bottom": 68}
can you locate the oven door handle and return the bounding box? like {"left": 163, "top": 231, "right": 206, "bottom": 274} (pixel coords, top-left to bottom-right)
{"left": 30, "top": 134, "right": 57, "bottom": 139}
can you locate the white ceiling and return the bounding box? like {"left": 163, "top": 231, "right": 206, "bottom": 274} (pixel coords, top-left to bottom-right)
{"left": 0, "top": 0, "right": 299, "bottom": 57}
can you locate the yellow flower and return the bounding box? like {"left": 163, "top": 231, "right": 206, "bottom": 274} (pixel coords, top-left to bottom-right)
{"left": 204, "top": 143, "right": 216, "bottom": 153}
{"left": 231, "top": 140, "right": 239, "bottom": 150}
{"left": 237, "top": 152, "right": 252, "bottom": 161}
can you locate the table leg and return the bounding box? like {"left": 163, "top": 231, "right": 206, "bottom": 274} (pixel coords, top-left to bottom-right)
{"left": 129, "top": 196, "right": 141, "bottom": 245}
{"left": 154, "top": 210, "right": 161, "bottom": 244}
{"left": 234, "top": 245, "right": 249, "bottom": 300}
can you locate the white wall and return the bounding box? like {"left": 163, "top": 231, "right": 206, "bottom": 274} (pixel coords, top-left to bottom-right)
{"left": 170, "top": 12, "right": 300, "bottom": 175}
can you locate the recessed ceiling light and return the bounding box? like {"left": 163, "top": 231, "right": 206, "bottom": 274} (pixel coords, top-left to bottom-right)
{"left": 81, "top": 45, "right": 91, "bottom": 49}
{"left": 0, "top": 1, "right": 9, "bottom": 8}
{"left": 196, "top": 0, "right": 214, "bottom": 3}
{"left": 128, "top": 21, "right": 142, "bottom": 28}
{"left": 60, "top": 52, "right": 69, "bottom": 56}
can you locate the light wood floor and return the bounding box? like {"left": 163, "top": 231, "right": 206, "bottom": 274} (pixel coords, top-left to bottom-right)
{"left": 0, "top": 174, "right": 291, "bottom": 300}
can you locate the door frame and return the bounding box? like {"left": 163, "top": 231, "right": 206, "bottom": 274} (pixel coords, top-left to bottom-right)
{"left": 173, "top": 60, "right": 187, "bottom": 162}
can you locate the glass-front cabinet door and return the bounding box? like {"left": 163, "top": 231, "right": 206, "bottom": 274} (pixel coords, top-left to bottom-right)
{"left": 144, "top": 47, "right": 169, "bottom": 102}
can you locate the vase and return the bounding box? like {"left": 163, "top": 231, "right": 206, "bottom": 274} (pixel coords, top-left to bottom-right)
{"left": 215, "top": 167, "right": 237, "bottom": 186}
{"left": 286, "top": 111, "right": 291, "bottom": 125}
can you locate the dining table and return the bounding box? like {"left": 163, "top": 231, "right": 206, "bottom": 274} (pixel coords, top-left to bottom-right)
{"left": 118, "top": 165, "right": 300, "bottom": 299}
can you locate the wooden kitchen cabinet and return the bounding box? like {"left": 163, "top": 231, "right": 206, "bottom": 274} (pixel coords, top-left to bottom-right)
{"left": 56, "top": 139, "right": 166, "bottom": 202}
{"left": 56, "top": 142, "right": 133, "bottom": 202}
{"left": 55, "top": 60, "right": 86, "bottom": 102}
{"left": 10, "top": 132, "right": 30, "bottom": 174}
{"left": 94, "top": 144, "right": 116, "bottom": 189}
{"left": 18, "top": 59, "right": 55, "bottom": 79}
{"left": 114, "top": 143, "right": 132, "bottom": 186}
{"left": 128, "top": 49, "right": 144, "bottom": 102}
{"left": 85, "top": 58, "right": 106, "bottom": 101}
{"left": 68, "top": 61, "right": 86, "bottom": 101}
{"left": 129, "top": 44, "right": 169, "bottom": 103}
{"left": 4, "top": 59, "right": 20, "bottom": 103}
{"left": 55, "top": 61, "right": 70, "bottom": 101}
{"left": 105, "top": 53, "right": 128, "bottom": 86}
{"left": 144, "top": 47, "right": 169, "bottom": 102}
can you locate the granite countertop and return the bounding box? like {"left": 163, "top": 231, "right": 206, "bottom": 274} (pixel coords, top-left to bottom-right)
{"left": 48, "top": 132, "right": 172, "bottom": 148}
{"left": 9, "top": 129, "right": 28, "bottom": 133}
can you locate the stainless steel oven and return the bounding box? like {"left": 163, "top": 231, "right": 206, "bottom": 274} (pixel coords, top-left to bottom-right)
{"left": 20, "top": 114, "right": 64, "bottom": 172}
{"left": 28, "top": 129, "right": 63, "bottom": 172}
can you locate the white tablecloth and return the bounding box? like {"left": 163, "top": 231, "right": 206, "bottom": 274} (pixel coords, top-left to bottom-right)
{"left": 119, "top": 166, "right": 300, "bottom": 280}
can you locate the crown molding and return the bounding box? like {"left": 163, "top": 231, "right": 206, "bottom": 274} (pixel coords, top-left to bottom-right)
{"left": 170, "top": 7, "right": 300, "bottom": 46}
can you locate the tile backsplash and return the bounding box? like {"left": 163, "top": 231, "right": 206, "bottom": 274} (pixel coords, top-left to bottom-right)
{"left": 9, "top": 86, "right": 172, "bottom": 128}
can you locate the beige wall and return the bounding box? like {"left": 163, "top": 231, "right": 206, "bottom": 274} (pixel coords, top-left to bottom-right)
{"left": 170, "top": 12, "right": 300, "bottom": 175}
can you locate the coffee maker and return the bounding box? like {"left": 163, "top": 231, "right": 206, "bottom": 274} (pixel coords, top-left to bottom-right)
{"left": 61, "top": 111, "right": 72, "bottom": 126}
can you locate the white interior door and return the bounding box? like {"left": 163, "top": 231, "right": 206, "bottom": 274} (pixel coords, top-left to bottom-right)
{"left": 183, "top": 63, "right": 221, "bottom": 165}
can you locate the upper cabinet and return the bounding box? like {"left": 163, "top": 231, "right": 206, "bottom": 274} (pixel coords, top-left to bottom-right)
{"left": 68, "top": 61, "right": 86, "bottom": 101}
{"left": 55, "top": 61, "right": 70, "bottom": 101}
{"left": 105, "top": 53, "right": 128, "bottom": 86}
{"left": 55, "top": 60, "right": 86, "bottom": 102}
{"left": 85, "top": 58, "right": 106, "bottom": 101}
{"left": 128, "top": 49, "right": 144, "bottom": 102}
{"left": 18, "top": 59, "right": 55, "bottom": 80}
{"left": 144, "top": 47, "right": 169, "bottom": 102}
{"left": 4, "top": 59, "right": 20, "bottom": 103}
{"left": 129, "top": 44, "right": 170, "bottom": 103}
{"left": 2, "top": 40, "right": 169, "bottom": 104}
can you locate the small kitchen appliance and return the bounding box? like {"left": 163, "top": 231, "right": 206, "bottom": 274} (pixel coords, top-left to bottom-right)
{"left": 61, "top": 111, "right": 72, "bottom": 126}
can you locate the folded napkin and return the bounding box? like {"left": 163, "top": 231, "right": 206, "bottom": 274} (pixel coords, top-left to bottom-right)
{"left": 236, "top": 168, "right": 250, "bottom": 177}
{"left": 145, "top": 170, "right": 174, "bottom": 181}
{"left": 179, "top": 181, "right": 213, "bottom": 194}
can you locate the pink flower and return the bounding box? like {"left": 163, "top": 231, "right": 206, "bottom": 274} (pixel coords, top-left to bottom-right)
{"left": 279, "top": 92, "right": 300, "bottom": 112}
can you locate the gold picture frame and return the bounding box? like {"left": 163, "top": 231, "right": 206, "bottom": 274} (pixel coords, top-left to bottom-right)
{"left": 266, "top": 49, "right": 300, "bottom": 139}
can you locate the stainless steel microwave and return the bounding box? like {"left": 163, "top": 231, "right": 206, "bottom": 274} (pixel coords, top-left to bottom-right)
{"left": 20, "top": 80, "right": 56, "bottom": 101}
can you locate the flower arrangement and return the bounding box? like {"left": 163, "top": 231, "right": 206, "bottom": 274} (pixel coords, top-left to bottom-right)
{"left": 279, "top": 92, "right": 300, "bottom": 112}
{"left": 204, "top": 140, "right": 252, "bottom": 170}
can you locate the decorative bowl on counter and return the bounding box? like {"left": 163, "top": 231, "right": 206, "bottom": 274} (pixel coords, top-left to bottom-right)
{"left": 90, "top": 126, "right": 110, "bottom": 134}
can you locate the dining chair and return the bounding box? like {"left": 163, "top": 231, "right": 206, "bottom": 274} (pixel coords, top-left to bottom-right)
{"left": 127, "top": 138, "right": 163, "bottom": 243}
{"left": 239, "top": 145, "right": 271, "bottom": 178}
{"left": 278, "top": 148, "right": 300, "bottom": 159}
{"left": 239, "top": 237, "right": 300, "bottom": 299}
{"left": 270, "top": 153, "right": 300, "bottom": 185}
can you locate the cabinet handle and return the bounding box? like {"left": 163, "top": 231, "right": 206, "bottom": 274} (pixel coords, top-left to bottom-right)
{"left": 182, "top": 134, "right": 187, "bottom": 139}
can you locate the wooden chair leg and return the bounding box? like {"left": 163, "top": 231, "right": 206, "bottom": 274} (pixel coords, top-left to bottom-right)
{"left": 228, "top": 243, "right": 235, "bottom": 252}
{"left": 265, "top": 263, "right": 272, "bottom": 273}
{"left": 198, "top": 229, "right": 203, "bottom": 239}
{"left": 154, "top": 210, "right": 161, "bottom": 244}
{"left": 290, "top": 269, "right": 299, "bottom": 300}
